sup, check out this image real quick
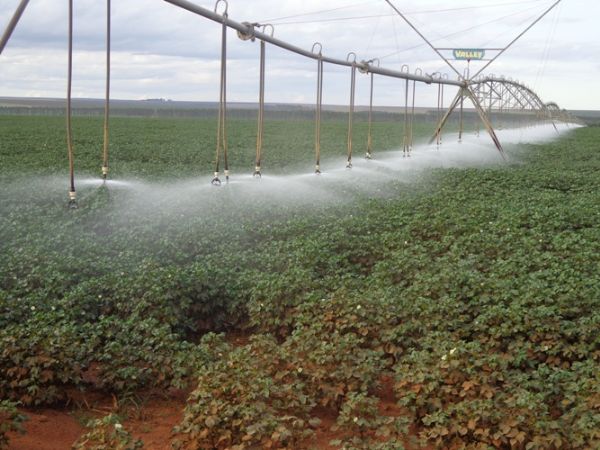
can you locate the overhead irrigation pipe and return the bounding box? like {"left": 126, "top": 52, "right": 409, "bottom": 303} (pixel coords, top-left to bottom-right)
{"left": 0, "top": 0, "right": 29, "bottom": 55}
{"left": 162, "top": 0, "right": 464, "bottom": 88}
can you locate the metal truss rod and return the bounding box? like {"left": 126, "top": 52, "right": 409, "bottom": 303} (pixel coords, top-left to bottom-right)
{"left": 472, "top": 0, "right": 562, "bottom": 79}
{"left": 0, "top": 0, "right": 29, "bottom": 55}
{"left": 384, "top": 0, "right": 461, "bottom": 79}
{"left": 464, "top": 88, "right": 505, "bottom": 157}
{"left": 429, "top": 89, "right": 462, "bottom": 146}
{"left": 435, "top": 47, "right": 504, "bottom": 51}
{"left": 163, "top": 0, "right": 464, "bottom": 88}
{"left": 471, "top": 77, "right": 546, "bottom": 110}
{"left": 498, "top": 83, "right": 529, "bottom": 109}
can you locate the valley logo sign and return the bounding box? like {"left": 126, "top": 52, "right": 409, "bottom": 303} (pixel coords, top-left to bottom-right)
{"left": 453, "top": 49, "right": 485, "bottom": 61}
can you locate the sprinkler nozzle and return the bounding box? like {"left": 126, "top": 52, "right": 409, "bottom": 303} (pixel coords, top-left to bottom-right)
{"left": 253, "top": 166, "right": 261, "bottom": 178}
{"left": 101, "top": 166, "right": 108, "bottom": 179}
{"left": 224, "top": 170, "right": 230, "bottom": 182}
{"left": 211, "top": 172, "right": 222, "bottom": 186}
{"left": 68, "top": 191, "right": 78, "bottom": 209}
{"left": 365, "top": 152, "right": 372, "bottom": 160}
{"left": 315, "top": 164, "right": 321, "bottom": 175}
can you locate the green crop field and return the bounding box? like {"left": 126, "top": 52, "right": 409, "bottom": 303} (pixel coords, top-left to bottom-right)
{"left": 0, "top": 113, "right": 463, "bottom": 178}
{"left": 1, "top": 114, "right": 599, "bottom": 449}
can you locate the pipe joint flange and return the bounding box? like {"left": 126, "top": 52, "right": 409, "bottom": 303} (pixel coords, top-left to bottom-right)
{"left": 237, "top": 21, "right": 257, "bottom": 41}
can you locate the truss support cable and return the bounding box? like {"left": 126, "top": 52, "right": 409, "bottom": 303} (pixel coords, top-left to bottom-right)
{"left": 472, "top": 0, "right": 562, "bottom": 79}
{"left": 66, "top": 0, "right": 77, "bottom": 208}
{"left": 383, "top": 0, "right": 461, "bottom": 79}
{"left": 314, "top": 53, "right": 323, "bottom": 174}
{"left": 102, "top": 0, "right": 111, "bottom": 180}
{"left": 346, "top": 59, "right": 357, "bottom": 168}
{"left": 254, "top": 39, "right": 266, "bottom": 178}
{"left": 0, "top": 0, "right": 29, "bottom": 55}
{"left": 212, "top": 6, "right": 229, "bottom": 186}
{"left": 366, "top": 71, "right": 374, "bottom": 159}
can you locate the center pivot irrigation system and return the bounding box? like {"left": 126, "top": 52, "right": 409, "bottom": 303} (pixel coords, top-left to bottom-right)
{"left": 1, "top": 0, "right": 582, "bottom": 207}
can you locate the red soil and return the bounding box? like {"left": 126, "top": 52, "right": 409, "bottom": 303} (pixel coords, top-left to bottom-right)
{"left": 7, "top": 355, "right": 426, "bottom": 449}
{"left": 8, "top": 408, "right": 83, "bottom": 450}
{"left": 8, "top": 391, "right": 186, "bottom": 450}
{"left": 7, "top": 379, "right": 426, "bottom": 450}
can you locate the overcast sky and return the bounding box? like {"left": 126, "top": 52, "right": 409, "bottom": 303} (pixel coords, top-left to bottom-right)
{"left": 1, "top": 0, "right": 598, "bottom": 110}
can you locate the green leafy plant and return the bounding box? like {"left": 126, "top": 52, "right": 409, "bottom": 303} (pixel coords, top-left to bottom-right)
{"left": 173, "top": 335, "right": 316, "bottom": 449}
{"left": 330, "top": 392, "right": 407, "bottom": 450}
{"left": 1, "top": 114, "right": 599, "bottom": 449}
{"left": 0, "top": 400, "right": 27, "bottom": 450}
{"left": 0, "top": 318, "right": 96, "bottom": 405}
{"left": 94, "top": 316, "right": 205, "bottom": 393}
{"left": 72, "top": 413, "right": 143, "bottom": 450}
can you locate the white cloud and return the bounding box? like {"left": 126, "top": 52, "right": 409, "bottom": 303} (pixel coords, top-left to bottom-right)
{"left": 1, "top": 0, "right": 599, "bottom": 109}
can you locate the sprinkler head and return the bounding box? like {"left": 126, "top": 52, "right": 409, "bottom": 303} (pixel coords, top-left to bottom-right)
{"left": 224, "top": 169, "right": 230, "bottom": 182}
{"left": 346, "top": 160, "right": 353, "bottom": 169}
{"left": 314, "top": 164, "right": 321, "bottom": 175}
{"left": 68, "top": 191, "right": 78, "bottom": 209}
{"left": 365, "top": 152, "right": 372, "bottom": 160}
{"left": 253, "top": 166, "right": 262, "bottom": 178}
{"left": 101, "top": 166, "right": 108, "bottom": 179}
{"left": 211, "top": 172, "right": 222, "bottom": 186}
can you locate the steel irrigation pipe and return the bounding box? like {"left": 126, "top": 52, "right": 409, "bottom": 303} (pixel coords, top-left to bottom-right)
{"left": 0, "top": 0, "right": 29, "bottom": 55}
{"left": 346, "top": 52, "right": 357, "bottom": 169}
{"left": 66, "top": 0, "right": 76, "bottom": 208}
{"left": 102, "top": 0, "right": 111, "bottom": 180}
{"left": 440, "top": 76, "right": 448, "bottom": 145}
{"left": 409, "top": 68, "right": 422, "bottom": 155}
{"left": 254, "top": 38, "right": 265, "bottom": 178}
{"left": 401, "top": 65, "right": 409, "bottom": 157}
{"left": 250, "top": 24, "right": 273, "bottom": 178}
{"left": 431, "top": 72, "right": 440, "bottom": 146}
{"left": 212, "top": 0, "right": 229, "bottom": 186}
{"left": 361, "top": 58, "right": 379, "bottom": 160}
{"left": 162, "top": 0, "right": 464, "bottom": 89}
{"left": 313, "top": 42, "right": 323, "bottom": 174}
